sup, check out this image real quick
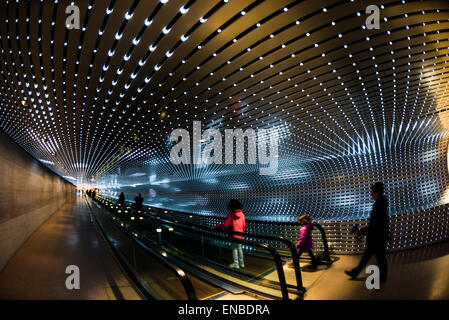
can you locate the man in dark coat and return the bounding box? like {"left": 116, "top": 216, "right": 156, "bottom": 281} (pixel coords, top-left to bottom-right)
{"left": 119, "top": 192, "right": 125, "bottom": 207}
{"left": 345, "top": 182, "right": 389, "bottom": 282}
{"left": 134, "top": 193, "right": 144, "bottom": 212}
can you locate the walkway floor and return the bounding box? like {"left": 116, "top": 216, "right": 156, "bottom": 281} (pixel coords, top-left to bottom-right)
{"left": 0, "top": 196, "right": 141, "bottom": 300}
{"left": 300, "top": 240, "right": 449, "bottom": 299}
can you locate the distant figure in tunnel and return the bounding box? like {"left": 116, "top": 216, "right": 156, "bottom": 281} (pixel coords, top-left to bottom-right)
{"left": 345, "top": 182, "right": 389, "bottom": 282}
{"left": 212, "top": 200, "right": 246, "bottom": 269}
{"left": 297, "top": 214, "right": 318, "bottom": 269}
{"left": 119, "top": 192, "right": 125, "bottom": 207}
{"left": 92, "top": 189, "right": 96, "bottom": 199}
{"left": 134, "top": 193, "right": 144, "bottom": 212}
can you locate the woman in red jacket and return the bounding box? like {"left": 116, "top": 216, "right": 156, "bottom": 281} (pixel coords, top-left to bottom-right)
{"left": 213, "top": 199, "right": 246, "bottom": 269}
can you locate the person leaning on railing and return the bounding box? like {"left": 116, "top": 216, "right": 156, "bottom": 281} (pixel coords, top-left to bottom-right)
{"left": 211, "top": 200, "right": 246, "bottom": 269}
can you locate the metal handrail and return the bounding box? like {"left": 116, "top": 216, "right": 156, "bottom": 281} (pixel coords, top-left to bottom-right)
{"left": 313, "top": 222, "right": 331, "bottom": 262}
{"left": 99, "top": 195, "right": 304, "bottom": 291}
{"left": 103, "top": 194, "right": 333, "bottom": 263}
{"left": 143, "top": 198, "right": 332, "bottom": 263}
{"left": 116, "top": 197, "right": 318, "bottom": 226}
{"left": 148, "top": 211, "right": 304, "bottom": 292}
{"left": 96, "top": 197, "right": 291, "bottom": 299}
{"left": 141, "top": 214, "right": 290, "bottom": 300}
{"left": 86, "top": 199, "right": 152, "bottom": 300}
{"left": 88, "top": 198, "right": 198, "bottom": 300}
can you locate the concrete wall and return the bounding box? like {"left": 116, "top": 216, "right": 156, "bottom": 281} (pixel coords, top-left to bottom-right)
{"left": 0, "top": 130, "right": 75, "bottom": 271}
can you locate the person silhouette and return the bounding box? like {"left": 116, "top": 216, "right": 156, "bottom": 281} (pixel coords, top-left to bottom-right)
{"left": 345, "top": 182, "right": 389, "bottom": 282}
{"left": 119, "top": 192, "right": 125, "bottom": 207}
{"left": 134, "top": 193, "right": 144, "bottom": 212}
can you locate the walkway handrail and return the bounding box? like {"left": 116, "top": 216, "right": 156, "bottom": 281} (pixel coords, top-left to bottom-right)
{"left": 313, "top": 222, "right": 331, "bottom": 262}
{"left": 86, "top": 200, "right": 152, "bottom": 300}
{"left": 97, "top": 197, "right": 291, "bottom": 299}
{"left": 103, "top": 194, "right": 332, "bottom": 263}
{"left": 88, "top": 198, "right": 198, "bottom": 300}
{"left": 148, "top": 211, "right": 304, "bottom": 292}
{"left": 139, "top": 213, "right": 290, "bottom": 300}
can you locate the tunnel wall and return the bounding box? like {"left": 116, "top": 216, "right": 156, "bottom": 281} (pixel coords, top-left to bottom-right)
{"left": 0, "top": 131, "right": 75, "bottom": 271}
{"left": 104, "top": 131, "right": 449, "bottom": 222}
{"left": 101, "top": 130, "right": 449, "bottom": 252}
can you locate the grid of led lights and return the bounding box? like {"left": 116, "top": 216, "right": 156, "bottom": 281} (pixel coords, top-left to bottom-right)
{"left": 0, "top": 0, "right": 449, "bottom": 249}
{"left": 104, "top": 131, "right": 449, "bottom": 222}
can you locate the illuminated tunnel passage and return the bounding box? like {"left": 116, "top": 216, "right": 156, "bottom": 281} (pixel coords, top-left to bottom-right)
{"left": 1, "top": 0, "right": 449, "bottom": 302}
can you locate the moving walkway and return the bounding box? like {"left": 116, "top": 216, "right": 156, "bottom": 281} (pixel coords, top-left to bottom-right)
{"left": 88, "top": 194, "right": 334, "bottom": 300}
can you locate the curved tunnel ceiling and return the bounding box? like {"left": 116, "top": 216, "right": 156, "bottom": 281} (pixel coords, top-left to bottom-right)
{"left": 1, "top": 0, "right": 449, "bottom": 220}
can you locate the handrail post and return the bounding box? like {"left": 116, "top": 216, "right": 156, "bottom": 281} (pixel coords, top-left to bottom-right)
{"left": 288, "top": 243, "right": 305, "bottom": 292}
{"left": 314, "top": 222, "right": 331, "bottom": 262}
{"left": 270, "top": 249, "right": 289, "bottom": 300}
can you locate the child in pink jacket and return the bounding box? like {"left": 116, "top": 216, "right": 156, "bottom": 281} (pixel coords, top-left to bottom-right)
{"left": 213, "top": 200, "right": 245, "bottom": 269}
{"left": 297, "top": 214, "right": 318, "bottom": 269}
